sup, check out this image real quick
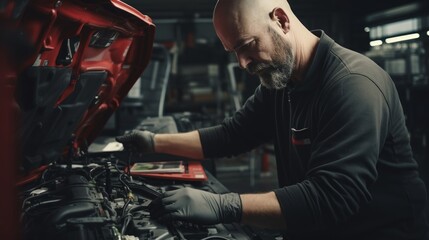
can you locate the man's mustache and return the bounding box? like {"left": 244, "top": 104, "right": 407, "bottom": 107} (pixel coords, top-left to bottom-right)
{"left": 246, "top": 62, "right": 272, "bottom": 75}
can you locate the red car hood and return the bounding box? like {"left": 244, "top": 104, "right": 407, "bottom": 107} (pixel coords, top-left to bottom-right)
{"left": 0, "top": 0, "right": 155, "bottom": 174}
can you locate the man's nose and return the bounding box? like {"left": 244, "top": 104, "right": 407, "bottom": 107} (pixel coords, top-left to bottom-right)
{"left": 236, "top": 52, "right": 252, "bottom": 69}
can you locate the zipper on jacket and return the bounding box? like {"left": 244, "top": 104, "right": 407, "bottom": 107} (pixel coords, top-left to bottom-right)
{"left": 287, "top": 86, "right": 292, "bottom": 132}
{"left": 287, "top": 85, "right": 293, "bottom": 182}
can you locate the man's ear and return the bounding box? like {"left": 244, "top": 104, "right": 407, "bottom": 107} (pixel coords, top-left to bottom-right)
{"left": 269, "top": 7, "right": 290, "bottom": 33}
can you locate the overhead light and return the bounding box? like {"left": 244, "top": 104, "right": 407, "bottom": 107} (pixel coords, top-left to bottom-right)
{"left": 427, "top": 30, "right": 429, "bottom": 36}
{"left": 385, "top": 33, "right": 420, "bottom": 43}
{"left": 364, "top": 27, "right": 370, "bottom": 32}
{"left": 370, "top": 40, "right": 383, "bottom": 47}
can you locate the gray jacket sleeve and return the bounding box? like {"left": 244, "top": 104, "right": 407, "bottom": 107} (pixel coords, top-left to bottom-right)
{"left": 198, "top": 85, "right": 274, "bottom": 158}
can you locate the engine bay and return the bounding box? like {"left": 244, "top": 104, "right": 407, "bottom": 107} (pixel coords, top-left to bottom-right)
{"left": 19, "top": 153, "right": 251, "bottom": 240}
{"left": 1, "top": 1, "right": 256, "bottom": 239}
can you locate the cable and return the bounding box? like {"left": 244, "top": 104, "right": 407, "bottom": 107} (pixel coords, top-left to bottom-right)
{"left": 123, "top": 199, "right": 130, "bottom": 215}
{"left": 40, "top": 167, "right": 51, "bottom": 182}
{"left": 92, "top": 169, "right": 107, "bottom": 180}
{"left": 89, "top": 166, "right": 105, "bottom": 179}
{"left": 102, "top": 198, "right": 117, "bottom": 219}
{"left": 154, "top": 232, "right": 169, "bottom": 240}
{"left": 119, "top": 174, "right": 132, "bottom": 192}
{"left": 120, "top": 214, "right": 132, "bottom": 235}
{"left": 200, "top": 236, "right": 234, "bottom": 240}
{"left": 128, "top": 205, "right": 147, "bottom": 213}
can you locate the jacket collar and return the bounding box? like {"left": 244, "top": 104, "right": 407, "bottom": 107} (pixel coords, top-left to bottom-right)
{"left": 290, "top": 30, "right": 335, "bottom": 92}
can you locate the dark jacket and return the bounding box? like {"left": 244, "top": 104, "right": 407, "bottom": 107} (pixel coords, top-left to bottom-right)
{"left": 198, "top": 30, "right": 428, "bottom": 239}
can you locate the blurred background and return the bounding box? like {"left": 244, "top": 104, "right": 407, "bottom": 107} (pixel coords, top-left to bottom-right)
{"left": 92, "top": 0, "right": 429, "bottom": 194}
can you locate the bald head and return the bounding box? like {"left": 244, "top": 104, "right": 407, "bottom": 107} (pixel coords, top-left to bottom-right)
{"left": 212, "top": 0, "right": 319, "bottom": 86}
{"left": 213, "top": 0, "right": 294, "bottom": 52}
{"left": 213, "top": 0, "right": 292, "bottom": 22}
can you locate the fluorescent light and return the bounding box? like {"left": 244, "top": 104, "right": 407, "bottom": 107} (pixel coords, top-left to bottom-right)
{"left": 385, "top": 33, "right": 420, "bottom": 43}
{"left": 370, "top": 40, "right": 383, "bottom": 47}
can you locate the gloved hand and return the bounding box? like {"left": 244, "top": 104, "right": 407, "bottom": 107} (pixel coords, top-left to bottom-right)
{"left": 115, "top": 130, "right": 155, "bottom": 153}
{"left": 149, "top": 187, "right": 242, "bottom": 225}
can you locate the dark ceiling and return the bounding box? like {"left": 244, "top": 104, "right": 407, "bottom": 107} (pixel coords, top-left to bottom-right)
{"left": 123, "top": 0, "right": 427, "bottom": 21}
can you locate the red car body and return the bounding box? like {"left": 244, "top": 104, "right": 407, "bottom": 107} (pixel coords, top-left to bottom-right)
{"left": 0, "top": 1, "right": 155, "bottom": 238}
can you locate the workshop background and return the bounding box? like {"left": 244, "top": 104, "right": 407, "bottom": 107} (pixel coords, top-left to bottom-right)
{"left": 90, "top": 0, "right": 429, "bottom": 194}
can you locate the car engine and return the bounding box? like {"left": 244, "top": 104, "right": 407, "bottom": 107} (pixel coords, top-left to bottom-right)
{"left": 20, "top": 156, "right": 163, "bottom": 240}
{"left": 19, "top": 154, "right": 248, "bottom": 240}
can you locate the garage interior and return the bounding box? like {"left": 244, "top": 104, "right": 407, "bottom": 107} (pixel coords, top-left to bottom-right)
{"left": 91, "top": 0, "right": 429, "bottom": 194}
{"left": 1, "top": 0, "right": 429, "bottom": 239}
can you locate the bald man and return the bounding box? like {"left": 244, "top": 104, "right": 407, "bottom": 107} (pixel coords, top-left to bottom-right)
{"left": 117, "top": 0, "right": 428, "bottom": 239}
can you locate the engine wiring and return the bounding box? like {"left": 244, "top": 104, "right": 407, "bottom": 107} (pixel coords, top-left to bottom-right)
{"left": 19, "top": 158, "right": 150, "bottom": 234}
{"left": 19, "top": 154, "right": 242, "bottom": 240}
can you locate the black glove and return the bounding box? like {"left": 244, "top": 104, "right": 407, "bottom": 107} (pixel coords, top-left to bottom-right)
{"left": 149, "top": 187, "right": 242, "bottom": 225}
{"left": 115, "top": 130, "right": 155, "bottom": 153}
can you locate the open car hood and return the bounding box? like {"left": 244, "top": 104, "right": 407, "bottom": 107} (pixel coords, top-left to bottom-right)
{"left": 0, "top": 0, "right": 155, "bottom": 173}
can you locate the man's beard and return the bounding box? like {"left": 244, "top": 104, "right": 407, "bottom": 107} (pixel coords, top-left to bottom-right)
{"left": 246, "top": 28, "right": 294, "bottom": 90}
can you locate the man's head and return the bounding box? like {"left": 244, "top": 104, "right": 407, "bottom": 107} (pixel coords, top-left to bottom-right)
{"left": 213, "top": 0, "right": 296, "bottom": 89}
